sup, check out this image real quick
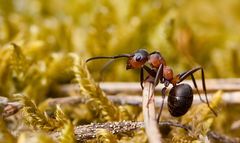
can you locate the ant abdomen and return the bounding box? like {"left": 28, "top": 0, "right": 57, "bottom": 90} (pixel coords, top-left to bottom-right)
{"left": 167, "top": 84, "right": 193, "bottom": 117}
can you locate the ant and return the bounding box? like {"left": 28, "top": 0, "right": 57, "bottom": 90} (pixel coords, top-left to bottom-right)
{"left": 86, "top": 49, "right": 217, "bottom": 122}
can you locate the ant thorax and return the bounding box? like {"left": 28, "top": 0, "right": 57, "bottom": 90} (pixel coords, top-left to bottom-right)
{"left": 163, "top": 66, "right": 173, "bottom": 81}
{"left": 148, "top": 53, "right": 166, "bottom": 68}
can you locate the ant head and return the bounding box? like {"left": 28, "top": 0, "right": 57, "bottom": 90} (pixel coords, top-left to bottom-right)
{"left": 126, "top": 49, "right": 149, "bottom": 69}
{"left": 86, "top": 49, "right": 149, "bottom": 70}
{"left": 148, "top": 52, "right": 166, "bottom": 68}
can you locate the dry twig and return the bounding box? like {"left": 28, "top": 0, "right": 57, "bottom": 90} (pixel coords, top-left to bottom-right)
{"left": 142, "top": 78, "right": 163, "bottom": 143}
{"left": 51, "top": 121, "right": 190, "bottom": 142}
{"left": 46, "top": 91, "right": 240, "bottom": 107}
{"left": 207, "top": 131, "right": 240, "bottom": 143}
{"left": 61, "top": 78, "right": 240, "bottom": 95}
{"left": 0, "top": 96, "right": 22, "bottom": 118}
{"left": 1, "top": 91, "right": 240, "bottom": 118}
{"left": 50, "top": 121, "right": 239, "bottom": 143}
{"left": 2, "top": 102, "right": 22, "bottom": 117}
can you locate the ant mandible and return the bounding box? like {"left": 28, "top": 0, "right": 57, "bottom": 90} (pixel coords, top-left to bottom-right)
{"left": 86, "top": 49, "right": 217, "bottom": 122}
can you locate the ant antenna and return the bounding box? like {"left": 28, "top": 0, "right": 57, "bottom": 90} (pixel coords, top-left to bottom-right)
{"left": 98, "top": 59, "right": 115, "bottom": 82}
{"left": 86, "top": 54, "right": 132, "bottom": 63}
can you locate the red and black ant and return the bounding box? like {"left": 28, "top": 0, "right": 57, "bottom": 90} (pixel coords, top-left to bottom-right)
{"left": 86, "top": 49, "right": 217, "bottom": 121}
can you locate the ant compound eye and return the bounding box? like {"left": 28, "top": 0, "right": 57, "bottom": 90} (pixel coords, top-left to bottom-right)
{"left": 134, "top": 49, "right": 149, "bottom": 62}
{"left": 127, "top": 50, "right": 148, "bottom": 69}
{"left": 135, "top": 55, "right": 142, "bottom": 62}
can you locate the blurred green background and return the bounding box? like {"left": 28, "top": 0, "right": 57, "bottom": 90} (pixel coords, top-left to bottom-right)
{"left": 1, "top": 1, "right": 240, "bottom": 142}
{"left": 0, "top": 0, "right": 239, "bottom": 83}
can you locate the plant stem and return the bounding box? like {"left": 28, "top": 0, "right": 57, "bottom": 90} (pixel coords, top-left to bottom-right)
{"left": 142, "top": 79, "right": 163, "bottom": 143}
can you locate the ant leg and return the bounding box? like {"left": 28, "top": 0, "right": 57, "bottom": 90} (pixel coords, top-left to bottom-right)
{"left": 98, "top": 59, "right": 115, "bottom": 82}
{"left": 157, "top": 87, "right": 167, "bottom": 122}
{"left": 149, "top": 51, "right": 160, "bottom": 55}
{"left": 178, "top": 71, "right": 205, "bottom": 103}
{"left": 143, "top": 65, "right": 156, "bottom": 77}
{"left": 147, "top": 64, "right": 164, "bottom": 106}
{"left": 190, "top": 74, "right": 205, "bottom": 103}
{"left": 154, "top": 64, "right": 163, "bottom": 86}
{"left": 142, "top": 64, "right": 163, "bottom": 85}
{"left": 177, "top": 67, "right": 217, "bottom": 116}
{"left": 140, "top": 68, "right": 144, "bottom": 89}
{"left": 199, "top": 68, "right": 217, "bottom": 116}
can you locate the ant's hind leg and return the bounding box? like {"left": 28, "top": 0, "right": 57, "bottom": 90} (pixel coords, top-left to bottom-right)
{"left": 190, "top": 74, "right": 205, "bottom": 103}
{"left": 177, "top": 67, "right": 217, "bottom": 116}
{"left": 178, "top": 70, "right": 205, "bottom": 103}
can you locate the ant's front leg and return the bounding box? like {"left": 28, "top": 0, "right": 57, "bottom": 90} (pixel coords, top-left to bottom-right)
{"left": 143, "top": 64, "right": 164, "bottom": 107}
{"left": 140, "top": 65, "right": 156, "bottom": 89}
{"left": 140, "top": 68, "right": 144, "bottom": 89}
{"left": 143, "top": 64, "right": 164, "bottom": 86}
{"left": 154, "top": 64, "right": 163, "bottom": 86}
{"left": 143, "top": 65, "right": 156, "bottom": 78}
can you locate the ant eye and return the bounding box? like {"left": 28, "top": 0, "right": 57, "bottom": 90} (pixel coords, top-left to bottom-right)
{"left": 135, "top": 55, "right": 142, "bottom": 62}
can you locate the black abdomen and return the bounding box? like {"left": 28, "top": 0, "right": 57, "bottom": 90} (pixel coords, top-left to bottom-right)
{"left": 167, "top": 84, "right": 193, "bottom": 117}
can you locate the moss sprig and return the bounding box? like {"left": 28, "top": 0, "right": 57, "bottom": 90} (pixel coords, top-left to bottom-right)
{"left": 17, "top": 132, "right": 56, "bottom": 143}
{"left": 0, "top": 45, "right": 17, "bottom": 97}
{"left": 59, "top": 121, "right": 76, "bottom": 143}
{"left": 95, "top": 129, "right": 117, "bottom": 143}
{"left": 70, "top": 54, "right": 119, "bottom": 121}
{"left": 0, "top": 118, "right": 16, "bottom": 143}
{"left": 21, "top": 96, "right": 69, "bottom": 131}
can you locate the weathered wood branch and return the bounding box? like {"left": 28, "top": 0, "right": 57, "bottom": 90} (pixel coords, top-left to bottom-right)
{"left": 1, "top": 91, "right": 240, "bottom": 118}
{"left": 207, "top": 131, "right": 240, "bottom": 143}
{"left": 60, "top": 78, "right": 240, "bottom": 95}
{"left": 0, "top": 96, "right": 22, "bottom": 118}
{"left": 51, "top": 121, "right": 190, "bottom": 142}
{"left": 46, "top": 91, "right": 240, "bottom": 108}
{"left": 50, "top": 121, "right": 239, "bottom": 143}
